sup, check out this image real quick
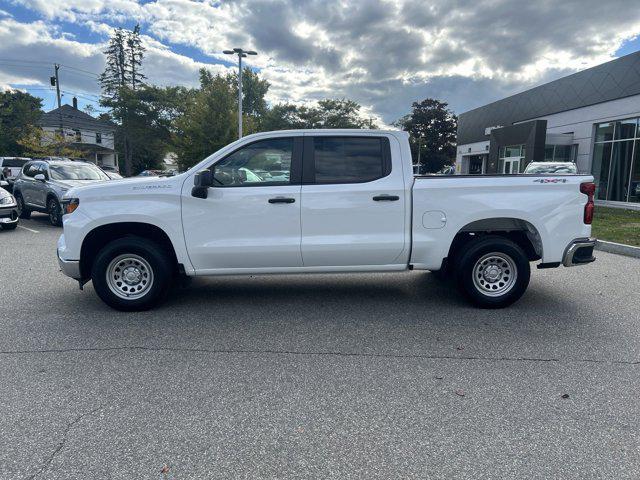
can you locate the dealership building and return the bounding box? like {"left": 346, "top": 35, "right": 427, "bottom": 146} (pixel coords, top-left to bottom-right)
{"left": 455, "top": 51, "right": 640, "bottom": 207}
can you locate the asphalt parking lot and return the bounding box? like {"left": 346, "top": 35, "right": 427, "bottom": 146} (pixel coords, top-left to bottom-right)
{"left": 1, "top": 214, "right": 639, "bottom": 479}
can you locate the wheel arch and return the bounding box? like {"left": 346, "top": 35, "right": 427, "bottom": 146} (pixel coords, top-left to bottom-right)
{"left": 80, "top": 222, "right": 179, "bottom": 279}
{"left": 446, "top": 217, "right": 543, "bottom": 267}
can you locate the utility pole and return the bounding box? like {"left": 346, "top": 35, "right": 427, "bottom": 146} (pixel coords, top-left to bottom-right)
{"left": 223, "top": 48, "right": 257, "bottom": 139}
{"left": 51, "top": 64, "right": 63, "bottom": 139}
{"left": 238, "top": 53, "right": 243, "bottom": 138}
{"left": 53, "top": 64, "right": 61, "bottom": 108}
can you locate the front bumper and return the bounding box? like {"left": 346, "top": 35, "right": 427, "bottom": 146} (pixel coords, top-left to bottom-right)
{"left": 0, "top": 203, "right": 18, "bottom": 225}
{"left": 57, "top": 234, "right": 81, "bottom": 279}
{"left": 563, "top": 238, "right": 596, "bottom": 267}
{"left": 57, "top": 249, "right": 81, "bottom": 279}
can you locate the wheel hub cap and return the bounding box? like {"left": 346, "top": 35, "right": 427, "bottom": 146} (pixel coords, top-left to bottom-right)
{"left": 472, "top": 252, "right": 518, "bottom": 297}
{"left": 483, "top": 265, "right": 502, "bottom": 282}
{"left": 122, "top": 267, "right": 142, "bottom": 285}
{"left": 106, "top": 254, "right": 154, "bottom": 300}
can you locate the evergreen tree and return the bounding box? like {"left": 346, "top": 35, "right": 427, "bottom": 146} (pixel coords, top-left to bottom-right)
{"left": 99, "top": 25, "right": 148, "bottom": 175}
{"left": 99, "top": 28, "right": 129, "bottom": 99}
{"left": 127, "top": 24, "right": 147, "bottom": 90}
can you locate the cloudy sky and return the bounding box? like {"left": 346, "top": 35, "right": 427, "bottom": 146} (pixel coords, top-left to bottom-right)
{"left": 1, "top": 0, "right": 640, "bottom": 124}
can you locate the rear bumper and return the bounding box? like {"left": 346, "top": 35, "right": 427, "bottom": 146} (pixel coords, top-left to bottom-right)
{"left": 563, "top": 238, "right": 596, "bottom": 267}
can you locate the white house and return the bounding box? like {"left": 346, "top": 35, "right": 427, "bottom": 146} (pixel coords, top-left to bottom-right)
{"left": 39, "top": 100, "right": 119, "bottom": 171}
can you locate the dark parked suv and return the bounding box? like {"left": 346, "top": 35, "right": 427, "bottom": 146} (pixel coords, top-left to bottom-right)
{"left": 13, "top": 158, "right": 110, "bottom": 226}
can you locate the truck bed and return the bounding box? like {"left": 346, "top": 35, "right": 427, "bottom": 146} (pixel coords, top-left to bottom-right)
{"left": 409, "top": 174, "right": 594, "bottom": 270}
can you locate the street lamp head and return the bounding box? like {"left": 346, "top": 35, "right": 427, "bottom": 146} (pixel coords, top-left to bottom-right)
{"left": 239, "top": 53, "right": 247, "bottom": 58}
{"left": 233, "top": 47, "right": 243, "bottom": 53}
{"left": 223, "top": 50, "right": 234, "bottom": 55}
{"left": 246, "top": 51, "right": 257, "bottom": 55}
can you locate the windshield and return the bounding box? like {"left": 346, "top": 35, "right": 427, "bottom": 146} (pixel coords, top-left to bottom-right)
{"left": 525, "top": 164, "right": 576, "bottom": 174}
{"left": 49, "top": 163, "right": 109, "bottom": 181}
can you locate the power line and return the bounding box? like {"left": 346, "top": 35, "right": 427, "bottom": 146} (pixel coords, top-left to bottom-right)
{"left": 59, "top": 64, "right": 100, "bottom": 78}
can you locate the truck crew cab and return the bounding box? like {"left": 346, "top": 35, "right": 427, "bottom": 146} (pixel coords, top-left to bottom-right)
{"left": 57, "top": 130, "right": 596, "bottom": 311}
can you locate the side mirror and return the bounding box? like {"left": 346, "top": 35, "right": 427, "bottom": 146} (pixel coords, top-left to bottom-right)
{"left": 191, "top": 169, "right": 213, "bottom": 199}
{"left": 34, "top": 173, "right": 46, "bottom": 182}
{"left": 0, "top": 180, "right": 8, "bottom": 188}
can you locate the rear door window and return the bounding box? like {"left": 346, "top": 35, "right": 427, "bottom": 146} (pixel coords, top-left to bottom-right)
{"left": 309, "top": 136, "right": 390, "bottom": 184}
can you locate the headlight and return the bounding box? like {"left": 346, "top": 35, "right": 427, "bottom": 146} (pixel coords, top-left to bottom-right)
{"left": 63, "top": 198, "right": 80, "bottom": 215}
{"left": 0, "top": 195, "right": 15, "bottom": 205}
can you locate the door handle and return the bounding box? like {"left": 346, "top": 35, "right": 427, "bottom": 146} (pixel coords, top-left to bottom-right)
{"left": 268, "top": 197, "right": 296, "bottom": 204}
{"left": 372, "top": 195, "right": 400, "bottom": 201}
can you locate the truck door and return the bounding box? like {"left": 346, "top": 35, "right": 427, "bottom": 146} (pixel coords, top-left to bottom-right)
{"left": 181, "top": 136, "right": 304, "bottom": 272}
{"left": 300, "top": 134, "right": 407, "bottom": 267}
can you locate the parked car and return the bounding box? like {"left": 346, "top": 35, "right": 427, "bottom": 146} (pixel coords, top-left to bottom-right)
{"left": 0, "top": 184, "right": 18, "bottom": 231}
{"left": 0, "top": 171, "right": 9, "bottom": 190}
{"left": 524, "top": 162, "right": 578, "bottom": 174}
{"left": 0, "top": 157, "right": 31, "bottom": 191}
{"left": 137, "top": 170, "right": 164, "bottom": 177}
{"left": 57, "top": 130, "right": 596, "bottom": 311}
{"left": 13, "top": 158, "right": 110, "bottom": 226}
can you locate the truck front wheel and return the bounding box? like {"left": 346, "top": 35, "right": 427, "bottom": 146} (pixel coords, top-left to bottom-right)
{"left": 455, "top": 236, "right": 530, "bottom": 308}
{"left": 91, "top": 237, "right": 173, "bottom": 311}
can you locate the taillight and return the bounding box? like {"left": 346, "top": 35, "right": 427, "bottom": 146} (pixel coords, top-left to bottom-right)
{"left": 580, "top": 182, "right": 595, "bottom": 224}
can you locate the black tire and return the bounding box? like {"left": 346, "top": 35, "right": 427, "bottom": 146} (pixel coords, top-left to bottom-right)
{"left": 454, "top": 236, "right": 530, "bottom": 308}
{"left": 47, "top": 197, "right": 62, "bottom": 227}
{"left": 1, "top": 222, "right": 17, "bottom": 230}
{"left": 91, "top": 236, "right": 173, "bottom": 311}
{"left": 15, "top": 193, "right": 31, "bottom": 219}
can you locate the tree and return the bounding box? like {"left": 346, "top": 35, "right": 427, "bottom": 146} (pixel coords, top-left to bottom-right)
{"left": 100, "top": 25, "right": 148, "bottom": 175}
{"left": 99, "top": 28, "right": 129, "bottom": 98}
{"left": 227, "top": 68, "right": 269, "bottom": 121}
{"left": 18, "top": 127, "right": 86, "bottom": 158}
{"left": 172, "top": 69, "right": 237, "bottom": 170}
{"left": 395, "top": 99, "right": 457, "bottom": 173}
{"left": 261, "top": 98, "right": 376, "bottom": 131}
{"left": 0, "top": 90, "right": 43, "bottom": 156}
{"left": 127, "top": 24, "right": 147, "bottom": 91}
{"left": 313, "top": 98, "right": 374, "bottom": 129}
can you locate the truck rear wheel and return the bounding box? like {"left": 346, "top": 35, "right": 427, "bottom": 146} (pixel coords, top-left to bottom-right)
{"left": 91, "top": 236, "right": 173, "bottom": 311}
{"left": 455, "top": 236, "right": 530, "bottom": 308}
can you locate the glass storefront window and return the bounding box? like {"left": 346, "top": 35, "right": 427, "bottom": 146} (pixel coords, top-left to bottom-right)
{"left": 630, "top": 140, "right": 640, "bottom": 203}
{"left": 615, "top": 118, "right": 638, "bottom": 140}
{"left": 499, "top": 144, "right": 525, "bottom": 174}
{"left": 504, "top": 145, "right": 522, "bottom": 157}
{"left": 544, "top": 145, "right": 555, "bottom": 161}
{"left": 595, "top": 122, "right": 615, "bottom": 142}
{"left": 553, "top": 145, "right": 573, "bottom": 162}
{"left": 592, "top": 117, "right": 640, "bottom": 202}
{"left": 592, "top": 142, "right": 612, "bottom": 200}
{"left": 608, "top": 140, "right": 634, "bottom": 201}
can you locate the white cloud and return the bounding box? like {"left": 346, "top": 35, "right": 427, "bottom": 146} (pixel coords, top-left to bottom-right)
{"left": 4, "top": 0, "right": 640, "bottom": 122}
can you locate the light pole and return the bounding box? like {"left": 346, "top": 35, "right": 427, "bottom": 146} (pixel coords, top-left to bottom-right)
{"left": 223, "top": 48, "right": 257, "bottom": 139}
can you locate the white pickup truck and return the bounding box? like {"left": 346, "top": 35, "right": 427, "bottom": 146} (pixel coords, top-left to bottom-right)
{"left": 57, "top": 129, "right": 596, "bottom": 311}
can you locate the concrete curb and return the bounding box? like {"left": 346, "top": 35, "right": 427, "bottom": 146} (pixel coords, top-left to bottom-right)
{"left": 595, "top": 240, "right": 640, "bottom": 258}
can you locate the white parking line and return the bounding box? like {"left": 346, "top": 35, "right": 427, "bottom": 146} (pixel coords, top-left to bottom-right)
{"left": 18, "top": 225, "right": 39, "bottom": 233}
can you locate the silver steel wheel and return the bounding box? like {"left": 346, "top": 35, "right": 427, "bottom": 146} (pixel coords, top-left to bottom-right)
{"left": 106, "top": 254, "right": 154, "bottom": 300}
{"left": 472, "top": 252, "right": 517, "bottom": 297}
